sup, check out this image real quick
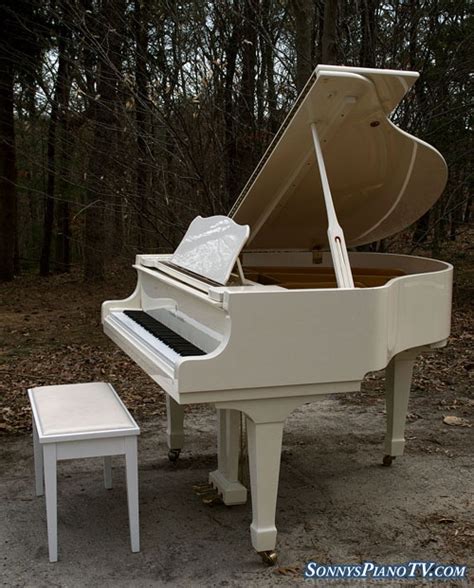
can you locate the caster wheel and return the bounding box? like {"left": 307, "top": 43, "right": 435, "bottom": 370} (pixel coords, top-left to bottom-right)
{"left": 259, "top": 550, "right": 278, "bottom": 566}
{"left": 168, "top": 449, "right": 181, "bottom": 462}
{"left": 382, "top": 455, "right": 395, "bottom": 467}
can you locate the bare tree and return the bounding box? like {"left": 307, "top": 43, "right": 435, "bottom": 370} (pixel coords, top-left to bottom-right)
{"left": 135, "top": 0, "right": 150, "bottom": 249}
{"left": 40, "top": 7, "right": 72, "bottom": 276}
{"left": 0, "top": 47, "right": 17, "bottom": 281}
{"left": 322, "top": 0, "right": 338, "bottom": 64}
{"left": 360, "top": 0, "right": 377, "bottom": 67}
{"left": 290, "top": 0, "right": 314, "bottom": 92}
{"left": 0, "top": 1, "right": 41, "bottom": 280}
{"left": 84, "top": 0, "right": 126, "bottom": 281}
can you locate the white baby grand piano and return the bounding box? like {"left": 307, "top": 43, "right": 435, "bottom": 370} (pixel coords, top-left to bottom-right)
{"left": 102, "top": 65, "right": 452, "bottom": 563}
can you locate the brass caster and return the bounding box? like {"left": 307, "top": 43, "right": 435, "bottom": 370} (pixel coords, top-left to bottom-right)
{"left": 202, "top": 491, "right": 223, "bottom": 506}
{"left": 168, "top": 449, "right": 181, "bottom": 462}
{"left": 192, "top": 483, "right": 214, "bottom": 495}
{"left": 382, "top": 454, "right": 396, "bottom": 467}
{"left": 259, "top": 550, "right": 278, "bottom": 566}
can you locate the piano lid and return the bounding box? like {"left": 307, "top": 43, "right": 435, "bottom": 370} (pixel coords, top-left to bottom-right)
{"left": 230, "top": 65, "right": 448, "bottom": 250}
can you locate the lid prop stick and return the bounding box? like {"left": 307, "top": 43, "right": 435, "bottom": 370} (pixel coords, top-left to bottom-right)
{"left": 310, "top": 122, "right": 355, "bottom": 288}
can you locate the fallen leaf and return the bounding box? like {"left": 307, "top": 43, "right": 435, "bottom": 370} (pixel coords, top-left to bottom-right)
{"left": 274, "top": 566, "right": 301, "bottom": 576}
{"left": 443, "top": 415, "right": 471, "bottom": 427}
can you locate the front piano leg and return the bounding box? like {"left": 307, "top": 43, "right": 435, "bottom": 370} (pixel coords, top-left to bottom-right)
{"left": 246, "top": 417, "right": 284, "bottom": 565}
{"left": 214, "top": 395, "right": 314, "bottom": 564}
{"left": 383, "top": 350, "right": 417, "bottom": 466}
{"left": 209, "top": 409, "right": 247, "bottom": 505}
{"left": 166, "top": 395, "right": 184, "bottom": 462}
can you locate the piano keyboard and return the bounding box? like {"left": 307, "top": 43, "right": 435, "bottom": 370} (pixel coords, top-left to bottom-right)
{"left": 123, "top": 310, "right": 206, "bottom": 357}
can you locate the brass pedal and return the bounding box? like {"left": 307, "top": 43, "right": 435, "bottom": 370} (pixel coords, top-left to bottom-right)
{"left": 192, "top": 483, "right": 213, "bottom": 495}
{"left": 202, "top": 491, "right": 223, "bottom": 506}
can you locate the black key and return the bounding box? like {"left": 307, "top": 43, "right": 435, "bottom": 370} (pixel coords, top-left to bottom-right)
{"left": 124, "top": 310, "right": 206, "bottom": 357}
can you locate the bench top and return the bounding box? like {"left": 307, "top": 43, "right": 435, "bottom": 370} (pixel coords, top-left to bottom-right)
{"left": 28, "top": 382, "right": 140, "bottom": 442}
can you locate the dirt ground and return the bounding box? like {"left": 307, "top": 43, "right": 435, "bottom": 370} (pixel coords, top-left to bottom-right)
{"left": 0, "top": 246, "right": 473, "bottom": 586}
{"left": 1, "top": 398, "right": 473, "bottom": 587}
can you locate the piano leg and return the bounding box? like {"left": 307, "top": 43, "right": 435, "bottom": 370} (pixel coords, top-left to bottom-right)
{"left": 209, "top": 409, "right": 247, "bottom": 505}
{"left": 214, "top": 395, "right": 316, "bottom": 564}
{"left": 383, "top": 350, "right": 416, "bottom": 466}
{"left": 246, "top": 416, "right": 284, "bottom": 563}
{"left": 166, "top": 395, "right": 184, "bottom": 462}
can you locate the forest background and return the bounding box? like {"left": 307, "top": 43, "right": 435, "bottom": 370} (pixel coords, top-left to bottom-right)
{"left": 0, "top": 0, "right": 472, "bottom": 281}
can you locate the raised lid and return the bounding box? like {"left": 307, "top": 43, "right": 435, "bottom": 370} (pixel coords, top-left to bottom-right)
{"left": 170, "top": 215, "right": 250, "bottom": 285}
{"left": 230, "top": 65, "right": 448, "bottom": 250}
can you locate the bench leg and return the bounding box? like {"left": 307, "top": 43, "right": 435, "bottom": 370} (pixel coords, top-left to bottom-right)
{"left": 33, "top": 421, "right": 44, "bottom": 497}
{"left": 103, "top": 457, "right": 112, "bottom": 489}
{"left": 125, "top": 436, "right": 140, "bottom": 553}
{"left": 43, "top": 444, "right": 58, "bottom": 562}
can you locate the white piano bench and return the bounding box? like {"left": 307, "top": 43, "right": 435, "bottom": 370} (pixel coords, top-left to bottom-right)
{"left": 27, "top": 382, "right": 140, "bottom": 563}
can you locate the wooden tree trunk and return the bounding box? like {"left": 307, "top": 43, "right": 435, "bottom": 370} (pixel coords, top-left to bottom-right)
{"left": 321, "top": 0, "right": 338, "bottom": 64}
{"left": 223, "top": 4, "right": 240, "bottom": 205}
{"left": 291, "top": 0, "right": 314, "bottom": 92}
{"left": 236, "top": 0, "right": 258, "bottom": 196}
{"left": 0, "top": 57, "right": 17, "bottom": 282}
{"left": 360, "top": 0, "right": 377, "bottom": 67}
{"left": 54, "top": 11, "right": 73, "bottom": 274}
{"left": 39, "top": 100, "right": 57, "bottom": 276}
{"left": 39, "top": 27, "right": 70, "bottom": 276}
{"left": 261, "top": 0, "right": 278, "bottom": 132}
{"left": 409, "top": 0, "right": 429, "bottom": 246}
{"left": 135, "top": 0, "right": 149, "bottom": 250}
{"left": 54, "top": 135, "right": 72, "bottom": 273}
{"left": 84, "top": 0, "right": 125, "bottom": 281}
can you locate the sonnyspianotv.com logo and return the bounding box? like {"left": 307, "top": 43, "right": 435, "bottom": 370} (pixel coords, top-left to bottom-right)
{"left": 303, "top": 561, "right": 468, "bottom": 581}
